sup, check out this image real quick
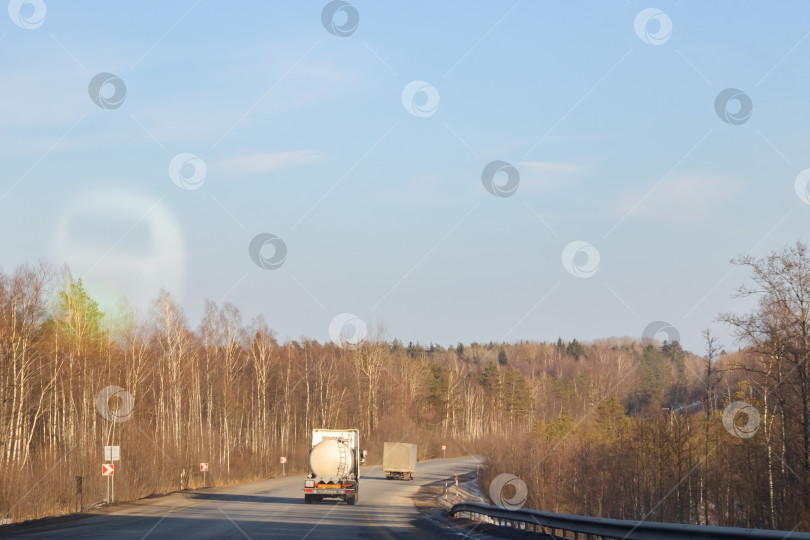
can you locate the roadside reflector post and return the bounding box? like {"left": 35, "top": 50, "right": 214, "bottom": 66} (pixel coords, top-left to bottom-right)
{"left": 75, "top": 476, "right": 83, "bottom": 513}
{"left": 456, "top": 473, "right": 459, "bottom": 503}
{"left": 445, "top": 478, "right": 448, "bottom": 501}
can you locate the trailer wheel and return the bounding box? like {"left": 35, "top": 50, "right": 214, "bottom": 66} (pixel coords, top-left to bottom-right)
{"left": 304, "top": 495, "right": 312, "bottom": 504}
{"left": 346, "top": 497, "right": 356, "bottom": 505}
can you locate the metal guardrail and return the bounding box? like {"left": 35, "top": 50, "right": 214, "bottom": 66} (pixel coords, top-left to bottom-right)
{"left": 449, "top": 502, "right": 810, "bottom": 540}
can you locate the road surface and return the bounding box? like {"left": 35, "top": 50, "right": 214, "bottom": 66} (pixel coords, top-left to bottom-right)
{"left": 3, "top": 456, "right": 480, "bottom": 539}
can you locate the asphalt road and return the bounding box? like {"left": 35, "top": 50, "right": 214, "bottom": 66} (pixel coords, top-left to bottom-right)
{"left": 3, "top": 456, "right": 480, "bottom": 540}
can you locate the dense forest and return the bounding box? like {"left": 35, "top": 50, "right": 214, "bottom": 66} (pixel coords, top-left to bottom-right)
{"left": 2, "top": 242, "right": 810, "bottom": 531}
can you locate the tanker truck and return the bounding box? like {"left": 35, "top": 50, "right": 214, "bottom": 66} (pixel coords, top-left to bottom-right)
{"left": 303, "top": 429, "right": 362, "bottom": 505}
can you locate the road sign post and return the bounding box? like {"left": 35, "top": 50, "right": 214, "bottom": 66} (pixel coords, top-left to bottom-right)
{"left": 103, "top": 446, "right": 120, "bottom": 504}
{"left": 102, "top": 463, "right": 114, "bottom": 504}
{"left": 442, "top": 445, "right": 446, "bottom": 458}
{"left": 280, "top": 456, "right": 287, "bottom": 476}
{"left": 200, "top": 463, "right": 208, "bottom": 487}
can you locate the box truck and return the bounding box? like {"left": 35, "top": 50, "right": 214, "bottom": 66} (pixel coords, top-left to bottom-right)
{"left": 382, "top": 442, "right": 417, "bottom": 480}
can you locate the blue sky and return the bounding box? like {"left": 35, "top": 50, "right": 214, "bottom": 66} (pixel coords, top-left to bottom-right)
{"left": 2, "top": 0, "right": 809, "bottom": 353}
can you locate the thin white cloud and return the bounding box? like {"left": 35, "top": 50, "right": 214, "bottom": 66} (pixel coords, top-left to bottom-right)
{"left": 517, "top": 161, "right": 583, "bottom": 174}
{"left": 215, "top": 150, "right": 324, "bottom": 175}
{"left": 0, "top": 70, "right": 86, "bottom": 129}
{"left": 381, "top": 173, "right": 445, "bottom": 204}
{"left": 515, "top": 161, "right": 584, "bottom": 192}
{"left": 609, "top": 173, "right": 738, "bottom": 221}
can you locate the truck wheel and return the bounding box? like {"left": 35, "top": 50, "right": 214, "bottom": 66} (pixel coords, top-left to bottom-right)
{"left": 304, "top": 495, "right": 312, "bottom": 504}
{"left": 346, "top": 497, "right": 356, "bottom": 505}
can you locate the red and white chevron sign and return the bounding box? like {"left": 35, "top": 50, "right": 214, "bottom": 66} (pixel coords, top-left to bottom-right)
{"left": 200, "top": 463, "right": 208, "bottom": 472}
{"left": 102, "top": 463, "right": 114, "bottom": 476}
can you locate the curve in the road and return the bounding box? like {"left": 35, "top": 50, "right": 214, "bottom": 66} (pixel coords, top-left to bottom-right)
{"left": 1, "top": 456, "right": 481, "bottom": 540}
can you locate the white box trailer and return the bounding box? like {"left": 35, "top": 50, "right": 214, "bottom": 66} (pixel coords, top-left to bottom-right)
{"left": 382, "top": 442, "right": 417, "bottom": 480}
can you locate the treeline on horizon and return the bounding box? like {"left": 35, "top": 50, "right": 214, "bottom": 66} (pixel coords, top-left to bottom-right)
{"left": 2, "top": 241, "right": 810, "bottom": 531}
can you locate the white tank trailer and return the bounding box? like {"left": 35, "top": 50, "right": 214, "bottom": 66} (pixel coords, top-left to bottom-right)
{"left": 382, "top": 442, "right": 417, "bottom": 480}
{"left": 304, "top": 429, "right": 362, "bottom": 505}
